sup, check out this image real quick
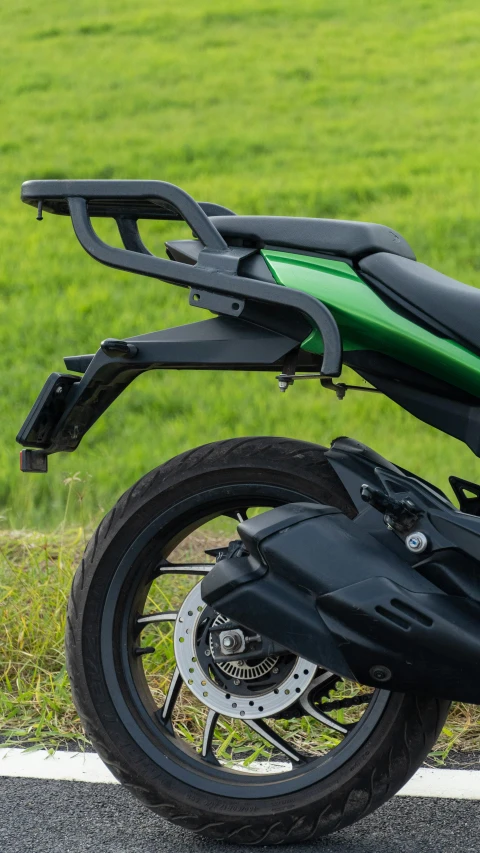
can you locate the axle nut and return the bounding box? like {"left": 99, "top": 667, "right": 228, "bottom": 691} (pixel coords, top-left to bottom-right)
{"left": 405, "top": 531, "right": 428, "bottom": 554}
{"left": 219, "top": 628, "right": 245, "bottom": 655}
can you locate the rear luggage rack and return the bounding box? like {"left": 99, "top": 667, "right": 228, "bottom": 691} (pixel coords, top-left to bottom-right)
{"left": 21, "top": 180, "right": 342, "bottom": 378}
{"left": 18, "top": 180, "right": 344, "bottom": 466}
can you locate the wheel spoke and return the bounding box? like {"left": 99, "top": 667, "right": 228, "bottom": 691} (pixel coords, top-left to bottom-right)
{"left": 299, "top": 672, "right": 348, "bottom": 734}
{"left": 222, "top": 508, "right": 249, "bottom": 522}
{"left": 157, "top": 667, "right": 183, "bottom": 724}
{"left": 201, "top": 709, "right": 220, "bottom": 761}
{"left": 299, "top": 694, "right": 348, "bottom": 734}
{"left": 136, "top": 610, "right": 178, "bottom": 626}
{"left": 246, "top": 718, "right": 305, "bottom": 764}
{"left": 302, "top": 669, "right": 338, "bottom": 705}
{"left": 320, "top": 695, "right": 374, "bottom": 713}
{"left": 121, "top": 483, "right": 391, "bottom": 788}
{"left": 160, "top": 562, "right": 214, "bottom": 575}
{"left": 134, "top": 645, "right": 155, "bottom": 656}
{"left": 307, "top": 670, "right": 337, "bottom": 692}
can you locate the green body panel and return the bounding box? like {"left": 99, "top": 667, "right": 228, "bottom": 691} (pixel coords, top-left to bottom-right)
{"left": 262, "top": 250, "right": 480, "bottom": 398}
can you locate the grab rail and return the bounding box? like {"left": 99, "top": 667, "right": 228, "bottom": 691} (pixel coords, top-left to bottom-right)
{"left": 21, "top": 179, "right": 343, "bottom": 377}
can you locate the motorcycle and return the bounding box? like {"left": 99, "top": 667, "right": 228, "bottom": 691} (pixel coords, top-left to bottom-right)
{"left": 17, "top": 178, "right": 480, "bottom": 844}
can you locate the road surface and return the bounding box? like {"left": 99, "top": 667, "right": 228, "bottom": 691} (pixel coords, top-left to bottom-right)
{"left": 1, "top": 776, "right": 478, "bottom": 853}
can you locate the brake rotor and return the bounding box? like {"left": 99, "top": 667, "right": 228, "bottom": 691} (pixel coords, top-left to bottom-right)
{"left": 174, "top": 582, "right": 316, "bottom": 719}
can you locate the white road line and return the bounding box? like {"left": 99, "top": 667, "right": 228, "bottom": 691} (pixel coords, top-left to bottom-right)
{"left": 0, "top": 748, "right": 479, "bottom": 798}
{"left": 0, "top": 749, "right": 117, "bottom": 784}
{"left": 396, "top": 767, "right": 480, "bottom": 799}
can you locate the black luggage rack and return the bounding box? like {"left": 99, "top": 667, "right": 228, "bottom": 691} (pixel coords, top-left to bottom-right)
{"left": 18, "top": 180, "right": 343, "bottom": 471}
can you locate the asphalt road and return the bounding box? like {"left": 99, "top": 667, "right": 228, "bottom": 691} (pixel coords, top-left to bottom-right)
{"left": 1, "top": 777, "right": 478, "bottom": 853}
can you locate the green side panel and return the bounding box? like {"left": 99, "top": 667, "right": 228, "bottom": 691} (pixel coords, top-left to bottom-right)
{"left": 262, "top": 250, "right": 480, "bottom": 398}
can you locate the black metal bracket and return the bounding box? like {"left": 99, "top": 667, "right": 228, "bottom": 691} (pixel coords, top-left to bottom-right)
{"left": 321, "top": 378, "right": 382, "bottom": 400}
{"left": 360, "top": 484, "right": 421, "bottom": 534}
{"left": 275, "top": 372, "right": 382, "bottom": 398}
{"left": 16, "top": 317, "right": 324, "bottom": 458}
{"left": 449, "top": 476, "right": 480, "bottom": 516}
{"left": 21, "top": 180, "right": 343, "bottom": 378}
{"left": 189, "top": 289, "right": 245, "bottom": 318}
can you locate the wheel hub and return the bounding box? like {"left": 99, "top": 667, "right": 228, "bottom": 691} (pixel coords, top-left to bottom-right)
{"left": 209, "top": 614, "right": 279, "bottom": 681}
{"left": 174, "top": 582, "right": 316, "bottom": 719}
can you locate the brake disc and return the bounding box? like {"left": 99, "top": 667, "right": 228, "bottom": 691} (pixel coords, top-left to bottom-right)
{"left": 174, "top": 582, "right": 316, "bottom": 719}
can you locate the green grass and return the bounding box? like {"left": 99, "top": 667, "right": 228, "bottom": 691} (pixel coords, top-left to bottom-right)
{"left": 0, "top": 528, "right": 88, "bottom": 748}
{"left": 2, "top": 0, "right": 480, "bottom": 526}
{"left": 2, "top": 0, "right": 480, "bottom": 755}
{"left": 0, "top": 527, "right": 478, "bottom": 761}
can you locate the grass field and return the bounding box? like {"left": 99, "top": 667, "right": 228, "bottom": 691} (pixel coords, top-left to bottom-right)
{"left": 2, "top": 0, "right": 480, "bottom": 526}
{"left": 1, "top": 527, "right": 478, "bottom": 761}
{"left": 2, "top": 0, "right": 480, "bottom": 754}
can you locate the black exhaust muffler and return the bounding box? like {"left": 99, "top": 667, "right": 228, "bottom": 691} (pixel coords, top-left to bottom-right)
{"left": 201, "top": 503, "right": 480, "bottom": 703}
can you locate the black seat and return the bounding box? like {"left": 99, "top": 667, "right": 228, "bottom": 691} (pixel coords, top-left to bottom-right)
{"left": 210, "top": 215, "right": 416, "bottom": 262}
{"left": 359, "top": 252, "right": 480, "bottom": 354}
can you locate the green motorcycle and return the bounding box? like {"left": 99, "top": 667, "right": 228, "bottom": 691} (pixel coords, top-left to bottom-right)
{"left": 17, "top": 179, "right": 480, "bottom": 844}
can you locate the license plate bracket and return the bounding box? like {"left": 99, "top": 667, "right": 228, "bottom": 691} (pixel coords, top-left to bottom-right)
{"left": 16, "top": 372, "right": 81, "bottom": 449}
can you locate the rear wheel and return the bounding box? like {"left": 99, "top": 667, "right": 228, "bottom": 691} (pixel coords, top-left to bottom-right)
{"left": 66, "top": 437, "right": 449, "bottom": 845}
